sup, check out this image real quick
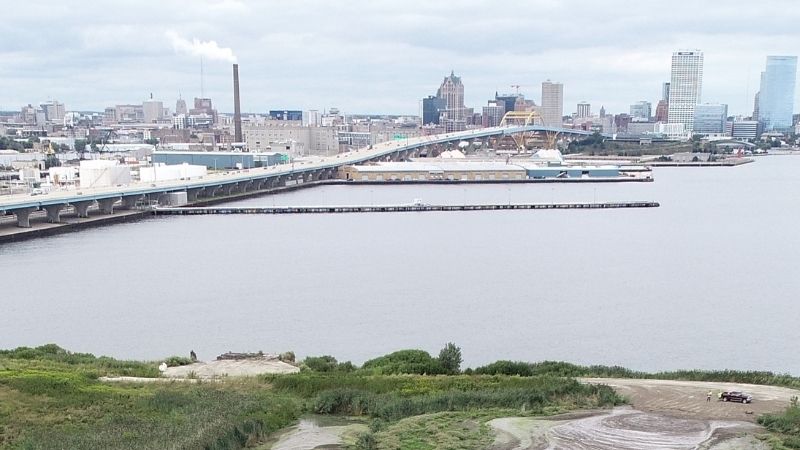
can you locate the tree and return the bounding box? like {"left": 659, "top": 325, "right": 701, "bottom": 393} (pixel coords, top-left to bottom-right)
{"left": 145, "top": 138, "right": 159, "bottom": 146}
{"left": 438, "top": 342, "right": 462, "bottom": 375}
{"left": 74, "top": 139, "right": 87, "bottom": 152}
{"left": 50, "top": 142, "right": 60, "bottom": 153}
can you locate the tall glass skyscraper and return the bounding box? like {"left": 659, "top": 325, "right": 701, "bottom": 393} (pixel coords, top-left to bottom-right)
{"left": 758, "top": 56, "right": 797, "bottom": 131}
{"left": 667, "top": 50, "right": 704, "bottom": 133}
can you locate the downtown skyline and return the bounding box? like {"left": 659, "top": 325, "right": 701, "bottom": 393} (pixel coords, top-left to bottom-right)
{"left": 2, "top": 0, "right": 800, "bottom": 116}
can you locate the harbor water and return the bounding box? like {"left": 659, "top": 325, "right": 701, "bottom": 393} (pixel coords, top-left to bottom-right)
{"left": 1, "top": 156, "right": 799, "bottom": 373}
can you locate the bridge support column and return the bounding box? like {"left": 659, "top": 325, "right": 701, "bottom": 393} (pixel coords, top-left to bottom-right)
{"left": 253, "top": 179, "right": 267, "bottom": 191}
{"left": 43, "top": 204, "right": 65, "bottom": 223}
{"left": 71, "top": 200, "right": 93, "bottom": 218}
{"left": 205, "top": 186, "right": 222, "bottom": 198}
{"left": 223, "top": 183, "right": 238, "bottom": 195}
{"left": 240, "top": 180, "right": 254, "bottom": 192}
{"left": 119, "top": 195, "right": 143, "bottom": 210}
{"left": 14, "top": 207, "right": 37, "bottom": 228}
{"left": 97, "top": 197, "right": 120, "bottom": 215}
{"left": 186, "top": 188, "right": 204, "bottom": 202}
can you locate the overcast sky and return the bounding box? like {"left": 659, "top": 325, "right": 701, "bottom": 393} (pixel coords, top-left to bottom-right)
{"left": 2, "top": 0, "right": 799, "bottom": 117}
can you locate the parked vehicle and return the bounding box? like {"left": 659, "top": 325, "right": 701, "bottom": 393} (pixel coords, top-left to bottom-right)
{"left": 720, "top": 391, "right": 752, "bottom": 403}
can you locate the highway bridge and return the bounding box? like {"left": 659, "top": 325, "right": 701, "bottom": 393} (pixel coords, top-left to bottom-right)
{"left": 0, "top": 124, "right": 599, "bottom": 228}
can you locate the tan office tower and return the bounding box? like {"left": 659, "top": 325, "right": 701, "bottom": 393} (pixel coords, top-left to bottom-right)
{"left": 541, "top": 81, "right": 563, "bottom": 126}
{"left": 437, "top": 71, "right": 466, "bottom": 132}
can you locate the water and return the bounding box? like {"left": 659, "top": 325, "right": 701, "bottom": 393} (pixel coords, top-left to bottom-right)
{"left": 1, "top": 156, "right": 799, "bottom": 374}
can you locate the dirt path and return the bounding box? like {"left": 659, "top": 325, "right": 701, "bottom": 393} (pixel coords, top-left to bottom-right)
{"left": 581, "top": 377, "right": 800, "bottom": 422}
{"left": 488, "top": 408, "right": 765, "bottom": 450}
{"left": 486, "top": 378, "right": 799, "bottom": 450}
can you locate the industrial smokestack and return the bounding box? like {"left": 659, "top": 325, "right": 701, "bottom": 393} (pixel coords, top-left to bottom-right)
{"left": 233, "top": 64, "right": 243, "bottom": 143}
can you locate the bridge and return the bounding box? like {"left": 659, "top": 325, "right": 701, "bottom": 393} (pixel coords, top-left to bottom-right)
{"left": 0, "top": 123, "right": 600, "bottom": 228}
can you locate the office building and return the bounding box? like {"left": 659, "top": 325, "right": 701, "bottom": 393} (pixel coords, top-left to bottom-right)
{"left": 654, "top": 100, "right": 669, "bottom": 122}
{"left": 541, "top": 80, "right": 563, "bottom": 126}
{"left": 482, "top": 100, "right": 505, "bottom": 127}
{"left": 630, "top": 101, "right": 652, "bottom": 120}
{"left": 269, "top": 110, "right": 303, "bottom": 121}
{"left": 757, "top": 55, "right": 798, "bottom": 131}
{"left": 576, "top": 102, "right": 591, "bottom": 118}
{"left": 667, "top": 50, "right": 704, "bottom": 133}
{"left": 175, "top": 97, "right": 187, "bottom": 115}
{"left": 422, "top": 95, "right": 446, "bottom": 125}
{"left": 40, "top": 101, "right": 65, "bottom": 123}
{"left": 436, "top": 71, "right": 466, "bottom": 132}
{"left": 730, "top": 120, "right": 761, "bottom": 140}
{"left": 143, "top": 98, "right": 164, "bottom": 123}
{"left": 693, "top": 103, "right": 728, "bottom": 135}
{"left": 662, "top": 82, "right": 670, "bottom": 101}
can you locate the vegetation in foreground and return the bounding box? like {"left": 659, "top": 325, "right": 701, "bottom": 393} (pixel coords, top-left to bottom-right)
{"left": 3, "top": 343, "right": 800, "bottom": 449}
{"left": 0, "top": 344, "right": 622, "bottom": 450}
{"left": 758, "top": 397, "right": 800, "bottom": 449}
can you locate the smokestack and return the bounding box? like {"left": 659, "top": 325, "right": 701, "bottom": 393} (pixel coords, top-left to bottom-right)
{"left": 233, "top": 63, "right": 243, "bottom": 143}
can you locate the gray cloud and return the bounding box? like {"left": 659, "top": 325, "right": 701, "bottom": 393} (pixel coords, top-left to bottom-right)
{"left": 1, "top": 0, "right": 799, "bottom": 117}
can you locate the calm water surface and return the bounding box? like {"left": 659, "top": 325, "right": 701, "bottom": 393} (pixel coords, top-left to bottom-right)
{"left": 1, "top": 156, "right": 799, "bottom": 373}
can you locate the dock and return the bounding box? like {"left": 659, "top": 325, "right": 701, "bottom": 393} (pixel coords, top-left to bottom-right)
{"left": 152, "top": 201, "right": 660, "bottom": 216}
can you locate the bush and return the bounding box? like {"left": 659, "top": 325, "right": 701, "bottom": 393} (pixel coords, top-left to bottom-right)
{"left": 303, "top": 355, "right": 340, "bottom": 373}
{"left": 164, "top": 356, "right": 194, "bottom": 367}
{"left": 362, "top": 350, "right": 445, "bottom": 375}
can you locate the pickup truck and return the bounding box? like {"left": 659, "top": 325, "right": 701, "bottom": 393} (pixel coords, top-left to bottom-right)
{"left": 720, "top": 391, "right": 752, "bottom": 403}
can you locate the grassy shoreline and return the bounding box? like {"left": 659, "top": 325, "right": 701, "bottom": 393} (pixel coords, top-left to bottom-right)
{"left": 2, "top": 344, "right": 799, "bottom": 449}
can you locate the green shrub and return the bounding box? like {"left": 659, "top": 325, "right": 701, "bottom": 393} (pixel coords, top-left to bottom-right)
{"left": 163, "top": 356, "right": 194, "bottom": 367}
{"left": 362, "top": 350, "right": 445, "bottom": 375}
{"left": 304, "top": 355, "right": 340, "bottom": 373}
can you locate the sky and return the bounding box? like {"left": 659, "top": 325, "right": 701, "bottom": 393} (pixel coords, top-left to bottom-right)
{"left": 2, "top": 0, "right": 799, "bottom": 117}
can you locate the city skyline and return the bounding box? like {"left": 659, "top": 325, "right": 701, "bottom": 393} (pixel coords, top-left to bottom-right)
{"left": 2, "top": 0, "right": 800, "bottom": 116}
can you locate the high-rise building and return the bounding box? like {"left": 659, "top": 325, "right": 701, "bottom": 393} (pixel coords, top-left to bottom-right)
{"left": 422, "top": 95, "right": 446, "bottom": 125}
{"left": 654, "top": 100, "right": 669, "bottom": 122}
{"left": 630, "top": 101, "right": 652, "bottom": 120}
{"left": 176, "top": 97, "right": 187, "bottom": 116}
{"left": 436, "top": 71, "right": 466, "bottom": 132}
{"left": 693, "top": 103, "right": 728, "bottom": 135}
{"left": 482, "top": 100, "right": 505, "bottom": 127}
{"left": 143, "top": 97, "right": 164, "bottom": 123}
{"left": 753, "top": 91, "right": 760, "bottom": 121}
{"left": 541, "top": 80, "right": 563, "bottom": 126}
{"left": 40, "top": 101, "right": 65, "bottom": 123}
{"left": 757, "top": 55, "right": 798, "bottom": 131}
{"left": 667, "top": 50, "right": 703, "bottom": 133}
{"left": 662, "top": 82, "right": 671, "bottom": 102}
{"left": 576, "top": 102, "right": 591, "bottom": 118}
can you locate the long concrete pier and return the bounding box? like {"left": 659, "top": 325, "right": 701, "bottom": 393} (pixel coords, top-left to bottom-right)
{"left": 152, "top": 201, "right": 660, "bottom": 215}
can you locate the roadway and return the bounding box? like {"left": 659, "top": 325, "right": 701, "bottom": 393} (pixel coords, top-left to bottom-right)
{"left": 0, "top": 124, "right": 595, "bottom": 214}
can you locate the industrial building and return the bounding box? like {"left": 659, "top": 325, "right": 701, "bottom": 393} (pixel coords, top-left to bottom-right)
{"left": 152, "top": 151, "right": 287, "bottom": 170}
{"left": 341, "top": 162, "right": 526, "bottom": 181}
{"left": 340, "top": 160, "right": 622, "bottom": 182}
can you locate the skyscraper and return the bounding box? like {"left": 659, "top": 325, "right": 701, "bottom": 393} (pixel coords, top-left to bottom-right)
{"left": 662, "top": 82, "right": 671, "bottom": 102}
{"left": 757, "top": 55, "right": 798, "bottom": 131}
{"left": 576, "top": 102, "right": 591, "bottom": 118}
{"left": 175, "top": 97, "right": 187, "bottom": 116}
{"left": 437, "top": 71, "right": 466, "bottom": 132}
{"left": 667, "top": 50, "right": 703, "bottom": 133}
{"left": 541, "top": 80, "right": 563, "bottom": 126}
{"left": 422, "top": 95, "right": 446, "bottom": 125}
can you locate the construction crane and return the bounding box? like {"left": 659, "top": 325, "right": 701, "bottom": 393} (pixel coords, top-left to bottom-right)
{"left": 510, "top": 84, "right": 521, "bottom": 95}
